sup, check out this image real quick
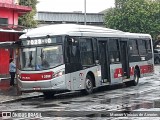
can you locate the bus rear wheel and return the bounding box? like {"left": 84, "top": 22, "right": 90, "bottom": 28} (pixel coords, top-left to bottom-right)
{"left": 125, "top": 69, "right": 139, "bottom": 86}
{"left": 81, "top": 75, "right": 93, "bottom": 95}
{"left": 43, "top": 92, "right": 55, "bottom": 99}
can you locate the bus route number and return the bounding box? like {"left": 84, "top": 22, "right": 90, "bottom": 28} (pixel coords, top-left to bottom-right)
{"left": 27, "top": 38, "right": 52, "bottom": 45}
{"left": 42, "top": 75, "right": 51, "bottom": 79}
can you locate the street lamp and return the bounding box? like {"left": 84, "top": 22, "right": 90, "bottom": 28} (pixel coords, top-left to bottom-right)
{"left": 84, "top": 0, "right": 86, "bottom": 25}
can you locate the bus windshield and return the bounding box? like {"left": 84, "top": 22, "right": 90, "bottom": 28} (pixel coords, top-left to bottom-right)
{"left": 19, "top": 45, "right": 63, "bottom": 71}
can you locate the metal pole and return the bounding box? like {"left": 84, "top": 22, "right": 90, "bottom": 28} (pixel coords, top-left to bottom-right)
{"left": 84, "top": 0, "right": 86, "bottom": 25}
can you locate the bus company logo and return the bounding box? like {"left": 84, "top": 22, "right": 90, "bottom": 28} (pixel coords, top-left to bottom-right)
{"left": 1, "top": 112, "right": 12, "bottom": 119}
{"left": 22, "top": 76, "right": 30, "bottom": 80}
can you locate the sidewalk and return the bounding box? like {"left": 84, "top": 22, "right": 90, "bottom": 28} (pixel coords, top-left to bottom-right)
{"left": 0, "top": 78, "right": 42, "bottom": 103}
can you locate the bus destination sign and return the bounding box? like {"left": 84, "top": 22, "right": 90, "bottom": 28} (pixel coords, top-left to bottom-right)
{"left": 22, "top": 37, "right": 62, "bottom": 46}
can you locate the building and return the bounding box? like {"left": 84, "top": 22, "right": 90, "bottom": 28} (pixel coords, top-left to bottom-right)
{"left": 0, "top": 0, "right": 32, "bottom": 77}
{"left": 35, "top": 11, "right": 105, "bottom": 27}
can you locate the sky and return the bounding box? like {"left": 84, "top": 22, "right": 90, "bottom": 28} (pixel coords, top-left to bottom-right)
{"left": 36, "top": 0, "right": 115, "bottom": 13}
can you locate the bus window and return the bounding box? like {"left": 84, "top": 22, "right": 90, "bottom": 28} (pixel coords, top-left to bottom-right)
{"left": 129, "top": 39, "right": 139, "bottom": 55}
{"left": 146, "top": 40, "right": 152, "bottom": 53}
{"left": 79, "top": 38, "right": 94, "bottom": 66}
{"left": 138, "top": 40, "right": 147, "bottom": 55}
{"left": 36, "top": 45, "right": 63, "bottom": 70}
{"left": 69, "top": 37, "right": 80, "bottom": 64}
{"left": 65, "top": 37, "right": 82, "bottom": 73}
{"left": 108, "top": 39, "right": 120, "bottom": 63}
{"left": 19, "top": 45, "right": 63, "bottom": 71}
{"left": 20, "top": 48, "right": 36, "bottom": 70}
{"left": 92, "top": 38, "right": 98, "bottom": 63}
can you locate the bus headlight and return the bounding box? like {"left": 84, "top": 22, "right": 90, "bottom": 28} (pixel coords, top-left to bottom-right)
{"left": 53, "top": 69, "right": 65, "bottom": 78}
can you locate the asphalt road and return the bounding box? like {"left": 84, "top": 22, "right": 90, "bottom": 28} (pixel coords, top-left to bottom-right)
{"left": 0, "top": 65, "right": 160, "bottom": 120}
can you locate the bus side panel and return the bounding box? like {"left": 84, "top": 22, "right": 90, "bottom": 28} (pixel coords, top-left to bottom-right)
{"left": 129, "top": 63, "right": 138, "bottom": 80}
{"left": 65, "top": 73, "right": 72, "bottom": 90}
{"left": 70, "top": 70, "right": 84, "bottom": 90}
{"left": 69, "top": 66, "right": 101, "bottom": 91}
{"left": 110, "top": 64, "right": 123, "bottom": 84}
{"left": 50, "top": 64, "right": 67, "bottom": 90}
{"left": 95, "top": 65, "right": 102, "bottom": 87}
{"left": 129, "top": 60, "right": 154, "bottom": 79}
{"left": 50, "top": 75, "right": 66, "bottom": 90}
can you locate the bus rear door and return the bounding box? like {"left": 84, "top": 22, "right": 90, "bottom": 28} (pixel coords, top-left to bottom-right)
{"left": 98, "top": 41, "right": 109, "bottom": 83}
{"left": 119, "top": 40, "right": 130, "bottom": 79}
{"left": 108, "top": 39, "right": 123, "bottom": 84}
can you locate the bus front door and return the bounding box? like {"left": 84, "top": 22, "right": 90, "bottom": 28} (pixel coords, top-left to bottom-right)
{"left": 120, "top": 41, "right": 130, "bottom": 79}
{"left": 99, "top": 41, "right": 109, "bottom": 83}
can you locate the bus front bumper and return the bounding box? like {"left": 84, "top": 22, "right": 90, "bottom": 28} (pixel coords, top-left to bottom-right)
{"left": 17, "top": 76, "right": 68, "bottom": 92}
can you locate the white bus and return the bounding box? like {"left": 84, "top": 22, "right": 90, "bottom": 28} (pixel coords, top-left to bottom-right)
{"left": 16, "top": 24, "right": 154, "bottom": 97}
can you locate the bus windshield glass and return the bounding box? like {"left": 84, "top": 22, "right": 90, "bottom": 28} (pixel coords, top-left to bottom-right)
{"left": 19, "top": 45, "right": 63, "bottom": 71}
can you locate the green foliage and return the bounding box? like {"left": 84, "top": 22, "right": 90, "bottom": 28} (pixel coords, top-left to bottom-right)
{"left": 105, "top": 0, "right": 160, "bottom": 40}
{"left": 18, "top": 0, "right": 38, "bottom": 28}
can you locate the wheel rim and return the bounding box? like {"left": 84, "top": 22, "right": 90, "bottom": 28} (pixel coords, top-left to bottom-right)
{"left": 134, "top": 71, "right": 139, "bottom": 83}
{"left": 86, "top": 78, "right": 92, "bottom": 91}
{"left": 135, "top": 75, "right": 138, "bottom": 83}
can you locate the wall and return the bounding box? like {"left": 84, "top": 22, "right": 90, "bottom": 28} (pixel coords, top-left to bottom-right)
{"left": 0, "top": 8, "right": 18, "bottom": 25}
{"left": 0, "top": 32, "right": 19, "bottom": 42}
{"left": 0, "top": 0, "right": 13, "bottom": 4}
{"left": 0, "top": 32, "right": 19, "bottom": 75}
{"left": 0, "top": 49, "right": 10, "bottom": 75}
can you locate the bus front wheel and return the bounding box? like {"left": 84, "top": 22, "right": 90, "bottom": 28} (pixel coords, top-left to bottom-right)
{"left": 81, "top": 75, "right": 93, "bottom": 95}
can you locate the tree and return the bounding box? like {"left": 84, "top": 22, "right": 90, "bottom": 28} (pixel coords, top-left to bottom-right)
{"left": 105, "top": 0, "right": 160, "bottom": 40}
{"left": 18, "top": 0, "right": 38, "bottom": 28}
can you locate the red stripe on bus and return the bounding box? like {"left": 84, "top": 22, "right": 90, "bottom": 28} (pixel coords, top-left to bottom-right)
{"left": 114, "top": 68, "right": 123, "bottom": 78}
{"left": 140, "top": 64, "right": 154, "bottom": 74}
{"left": 130, "top": 67, "right": 134, "bottom": 76}
{"left": 20, "top": 72, "right": 53, "bottom": 81}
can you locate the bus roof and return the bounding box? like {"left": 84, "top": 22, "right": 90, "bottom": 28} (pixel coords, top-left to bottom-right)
{"left": 19, "top": 24, "right": 151, "bottom": 39}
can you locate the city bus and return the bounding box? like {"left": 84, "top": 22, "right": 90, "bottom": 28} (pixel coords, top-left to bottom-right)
{"left": 16, "top": 24, "right": 154, "bottom": 97}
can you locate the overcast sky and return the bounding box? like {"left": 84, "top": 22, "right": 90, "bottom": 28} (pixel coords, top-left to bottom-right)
{"left": 37, "top": 0, "right": 115, "bottom": 13}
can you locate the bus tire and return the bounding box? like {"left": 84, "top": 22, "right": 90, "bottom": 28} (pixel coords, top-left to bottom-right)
{"left": 81, "top": 75, "right": 93, "bottom": 95}
{"left": 43, "top": 92, "right": 55, "bottom": 99}
{"left": 125, "top": 69, "right": 139, "bottom": 86}
{"left": 131, "top": 69, "right": 139, "bottom": 86}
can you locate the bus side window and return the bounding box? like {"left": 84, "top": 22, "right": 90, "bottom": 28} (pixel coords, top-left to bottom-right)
{"left": 67, "top": 37, "right": 80, "bottom": 63}
{"left": 138, "top": 40, "right": 147, "bottom": 55}
{"left": 108, "top": 39, "right": 120, "bottom": 63}
{"left": 65, "top": 37, "right": 72, "bottom": 63}
{"left": 92, "top": 38, "right": 98, "bottom": 63}
{"left": 146, "top": 40, "right": 152, "bottom": 53}
{"left": 129, "top": 39, "right": 139, "bottom": 55}
{"left": 79, "top": 38, "right": 94, "bottom": 66}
